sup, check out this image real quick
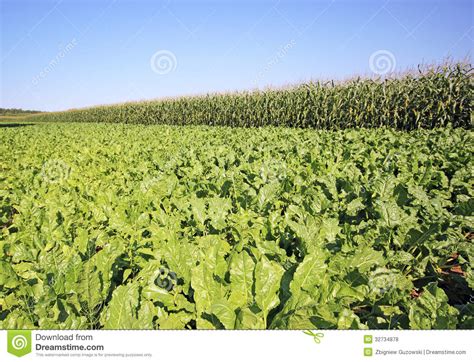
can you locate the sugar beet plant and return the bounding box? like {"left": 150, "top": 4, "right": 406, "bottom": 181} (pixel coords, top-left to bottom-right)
{"left": 28, "top": 62, "right": 472, "bottom": 129}
{"left": 0, "top": 123, "right": 472, "bottom": 329}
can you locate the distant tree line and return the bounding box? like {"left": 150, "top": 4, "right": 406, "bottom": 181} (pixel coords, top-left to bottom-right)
{"left": 0, "top": 108, "right": 42, "bottom": 116}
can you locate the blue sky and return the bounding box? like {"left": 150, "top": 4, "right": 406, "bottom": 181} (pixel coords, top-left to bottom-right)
{"left": 1, "top": 0, "right": 472, "bottom": 112}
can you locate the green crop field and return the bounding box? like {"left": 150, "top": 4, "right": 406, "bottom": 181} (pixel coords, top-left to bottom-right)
{"left": 1, "top": 121, "right": 472, "bottom": 329}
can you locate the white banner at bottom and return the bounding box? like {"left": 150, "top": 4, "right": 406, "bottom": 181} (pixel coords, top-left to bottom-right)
{"left": 1, "top": 330, "right": 472, "bottom": 362}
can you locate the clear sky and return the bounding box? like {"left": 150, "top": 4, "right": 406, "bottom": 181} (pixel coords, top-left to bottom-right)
{"left": 1, "top": 0, "right": 472, "bottom": 112}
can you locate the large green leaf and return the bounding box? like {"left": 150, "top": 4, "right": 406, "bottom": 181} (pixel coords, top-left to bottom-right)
{"left": 211, "top": 299, "right": 236, "bottom": 329}
{"left": 409, "top": 283, "right": 459, "bottom": 329}
{"left": 254, "top": 256, "right": 284, "bottom": 326}
{"left": 229, "top": 251, "right": 255, "bottom": 307}
{"left": 102, "top": 283, "right": 139, "bottom": 329}
{"left": 290, "top": 251, "right": 328, "bottom": 300}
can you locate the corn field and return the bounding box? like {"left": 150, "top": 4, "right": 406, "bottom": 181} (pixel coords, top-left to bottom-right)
{"left": 29, "top": 62, "right": 473, "bottom": 129}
